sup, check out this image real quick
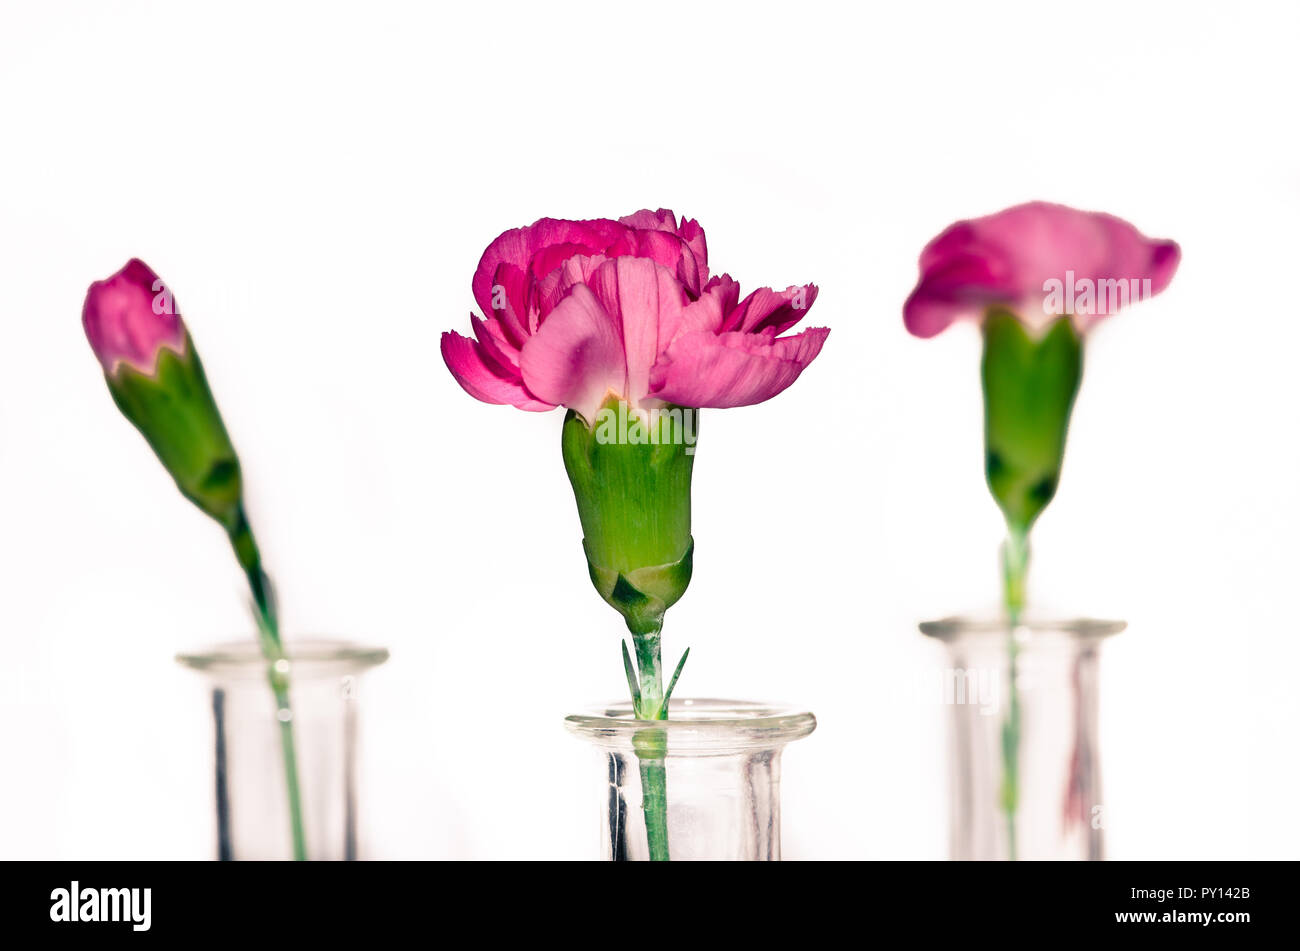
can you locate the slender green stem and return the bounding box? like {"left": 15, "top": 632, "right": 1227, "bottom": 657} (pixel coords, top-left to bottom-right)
{"left": 637, "top": 756, "right": 669, "bottom": 861}
{"left": 229, "top": 505, "right": 307, "bottom": 861}
{"left": 631, "top": 632, "right": 665, "bottom": 720}
{"left": 1001, "top": 527, "right": 1028, "bottom": 628}
{"left": 1001, "top": 634, "right": 1021, "bottom": 861}
{"left": 629, "top": 631, "right": 670, "bottom": 861}
{"left": 999, "top": 528, "right": 1028, "bottom": 861}
{"left": 268, "top": 673, "right": 307, "bottom": 861}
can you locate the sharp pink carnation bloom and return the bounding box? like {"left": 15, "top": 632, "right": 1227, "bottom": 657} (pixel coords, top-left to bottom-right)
{"left": 442, "top": 210, "right": 828, "bottom": 422}
{"left": 903, "top": 201, "right": 1181, "bottom": 338}
{"left": 83, "top": 258, "right": 186, "bottom": 376}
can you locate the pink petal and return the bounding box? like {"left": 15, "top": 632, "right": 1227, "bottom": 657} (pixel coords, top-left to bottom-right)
{"left": 618, "top": 209, "right": 679, "bottom": 231}
{"left": 519, "top": 283, "right": 626, "bottom": 423}
{"left": 617, "top": 209, "right": 710, "bottom": 294}
{"left": 471, "top": 314, "right": 522, "bottom": 372}
{"left": 699, "top": 274, "right": 742, "bottom": 313}
{"left": 529, "top": 242, "right": 613, "bottom": 291}
{"left": 903, "top": 250, "right": 1010, "bottom": 339}
{"left": 535, "top": 253, "right": 608, "bottom": 319}
{"left": 584, "top": 257, "right": 686, "bottom": 406}
{"left": 488, "top": 262, "right": 533, "bottom": 343}
{"left": 673, "top": 276, "right": 737, "bottom": 339}
{"left": 441, "top": 330, "right": 554, "bottom": 411}
{"left": 607, "top": 228, "right": 690, "bottom": 279}
{"left": 472, "top": 217, "right": 626, "bottom": 317}
{"left": 723, "top": 283, "right": 820, "bottom": 335}
{"left": 650, "top": 326, "right": 830, "bottom": 408}
{"left": 675, "top": 217, "right": 708, "bottom": 283}
{"left": 618, "top": 209, "right": 708, "bottom": 270}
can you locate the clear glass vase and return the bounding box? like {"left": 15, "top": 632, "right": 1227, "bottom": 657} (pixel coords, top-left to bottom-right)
{"left": 177, "top": 638, "right": 389, "bottom": 860}
{"left": 565, "top": 699, "right": 816, "bottom": 861}
{"left": 920, "top": 617, "right": 1124, "bottom": 861}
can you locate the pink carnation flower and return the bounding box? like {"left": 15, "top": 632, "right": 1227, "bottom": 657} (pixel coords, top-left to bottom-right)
{"left": 443, "top": 209, "right": 827, "bottom": 423}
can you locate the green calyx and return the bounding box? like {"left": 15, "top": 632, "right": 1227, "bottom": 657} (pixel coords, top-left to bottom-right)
{"left": 104, "top": 333, "right": 244, "bottom": 531}
{"left": 586, "top": 545, "right": 694, "bottom": 637}
{"left": 561, "top": 398, "right": 696, "bottom": 636}
{"left": 981, "top": 311, "right": 1084, "bottom": 536}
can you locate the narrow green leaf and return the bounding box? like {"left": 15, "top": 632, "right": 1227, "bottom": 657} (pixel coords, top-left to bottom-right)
{"left": 661, "top": 647, "right": 691, "bottom": 712}
{"left": 621, "top": 640, "right": 642, "bottom": 709}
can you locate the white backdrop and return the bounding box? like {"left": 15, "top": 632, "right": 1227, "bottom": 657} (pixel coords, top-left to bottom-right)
{"left": 1, "top": 0, "right": 1296, "bottom": 859}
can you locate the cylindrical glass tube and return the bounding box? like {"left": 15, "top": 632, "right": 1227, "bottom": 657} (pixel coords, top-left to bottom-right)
{"left": 177, "top": 638, "right": 388, "bottom": 860}
{"left": 566, "top": 699, "right": 815, "bottom": 861}
{"left": 920, "top": 617, "right": 1123, "bottom": 860}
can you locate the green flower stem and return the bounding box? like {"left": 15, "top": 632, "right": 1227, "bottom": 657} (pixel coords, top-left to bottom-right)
{"left": 631, "top": 631, "right": 665, "bottom": 720}
{"left": 999, "top": 528, "right": 1028, "bottom": 862}
{"left": 635, "top": 737, "right": 670, "bottom": 862}
{"left": 629, "top": 631, "right": 671, "bottom": 861}
{"left": 229, "top": 505, "right": 307, "bottom": 862}
{"left": 1001, "top": 527, "right": 1028, "bottom": 628}
{"left": 267, "top": 673, "right": 307, "bottom": 863}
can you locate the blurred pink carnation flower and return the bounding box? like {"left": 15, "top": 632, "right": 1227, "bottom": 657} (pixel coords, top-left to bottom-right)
{"left": 904, "top": 201, "right": 1181, "bottom": 338}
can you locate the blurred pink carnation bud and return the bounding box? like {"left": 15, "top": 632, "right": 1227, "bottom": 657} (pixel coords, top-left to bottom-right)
{"left": 82, "top": 258, "right": 186, "bottom": 376}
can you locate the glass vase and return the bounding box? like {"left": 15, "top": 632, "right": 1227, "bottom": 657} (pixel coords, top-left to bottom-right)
{"left": 920, "top": 617, "right": 1123, "bottom": 861}
{"left": 565, "top": 699, "right": 815, "bottom": 861}
{"left": 177, "top": 638, "right": 388, "bottom": 860}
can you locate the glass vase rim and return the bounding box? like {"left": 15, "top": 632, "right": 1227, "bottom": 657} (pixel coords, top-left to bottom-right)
{"left": 565, "top": 698, "right": 816, "bottom": 753}
{"left": 176, "top": 636, "right": 389, "bottom": 679}
{"left": 918, "top": 615, "right": 1126, "bottom": 642}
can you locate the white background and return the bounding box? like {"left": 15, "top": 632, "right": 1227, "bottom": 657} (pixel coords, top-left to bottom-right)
{"left": 1, "top": 0, "right": 1296, "bottom": 860}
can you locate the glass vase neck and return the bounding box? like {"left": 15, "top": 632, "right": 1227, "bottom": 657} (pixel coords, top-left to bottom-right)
{"left": 919, "top": 616, "right": 1126, "bottom": 643}
{"left": 565, "top": 698, "right": 816, "bottom": 753}
{"left": 177, "top": 637, "right": 390, "bottom": 681}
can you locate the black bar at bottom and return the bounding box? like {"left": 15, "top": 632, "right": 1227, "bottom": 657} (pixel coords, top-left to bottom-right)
{"left": 5, "top": 859, "right": 1286, "bottom": 939}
